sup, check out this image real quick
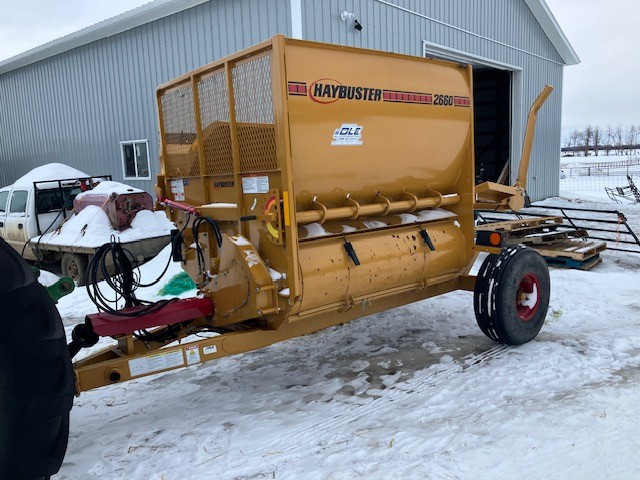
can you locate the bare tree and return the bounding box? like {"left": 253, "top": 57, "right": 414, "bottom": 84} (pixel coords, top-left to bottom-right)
{"left": 572, "top": 129, "right": 583, "bottom": 154}
{"left": 615, "top": 125, "right": 624, "bottom": 155}
{"left": 593, "top": 126, "right": 601, "bottom": 156}
{"left": 583, "top": 125, "right": 593, "bottom": 157}
{"left": 566, "top": 129, "right": 581, "bottom": 155}
{"left": 605, "top": 125, "right": 614, "bottom": 155}
{"left": 561, "top": 124, "right": 640, "bottom": 156}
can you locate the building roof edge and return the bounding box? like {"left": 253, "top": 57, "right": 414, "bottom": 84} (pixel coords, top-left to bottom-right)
{"left": 0, "top": 0, "right": 211, "bottom": 75}
{"left": 524, "top": 0, "right": 580, "bottom": 65}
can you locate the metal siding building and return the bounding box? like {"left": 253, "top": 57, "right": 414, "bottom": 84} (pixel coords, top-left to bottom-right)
{"left": 0, "top": 0, "right": 577, "bottom": 200}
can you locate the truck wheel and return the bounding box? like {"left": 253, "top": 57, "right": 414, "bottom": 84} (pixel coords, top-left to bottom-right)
{"left": 0, "top": 238, "right": 74, "bottom": 479}
{"left": 474, "top": 245, "right": 550, "bottom": 345}
{"left": 61, "top": 252, "right": 88, "bottom": 286}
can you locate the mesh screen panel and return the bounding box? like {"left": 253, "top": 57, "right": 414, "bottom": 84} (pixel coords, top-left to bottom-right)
{"left": 231, "top": 54, "right": 278, "bottom": 173}
{"left": 198, "top": 70, "right": 234, "bottom": 176}
{"left": 160, "top": 84, "right": 200, "bottom": 177}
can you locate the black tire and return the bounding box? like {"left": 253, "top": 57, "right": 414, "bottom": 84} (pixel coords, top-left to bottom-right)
{"left": 474, "top": 245, "right": 550, "bottom": 345}
{"left": 61, "top": 252, "right": 88, "bottom": 286}
{"left": 0, "top": 238, "right": 74, "bottom": 480}
{"left": 0, "top": 347, "right": 14, "bottom": 477}
{"left": 473, "top": 252, "right": 501, "bottom": 342}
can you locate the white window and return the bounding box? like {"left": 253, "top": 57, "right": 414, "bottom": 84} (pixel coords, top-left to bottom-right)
{"left": 0, "top": 190, "right": 9, "bottom": 213}
{"left": 121, "top": 140, "right": 150, "bottom": 180}
{"left": 9, "top": 190, "right": 28, "bottom": 214}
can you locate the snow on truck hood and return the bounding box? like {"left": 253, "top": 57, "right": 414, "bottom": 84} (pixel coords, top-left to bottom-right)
{"left": 10, "top": 163, "right": 90, "bottom": 188}
{"left": 33, "top": 206, "right": 174, "bottom": 249}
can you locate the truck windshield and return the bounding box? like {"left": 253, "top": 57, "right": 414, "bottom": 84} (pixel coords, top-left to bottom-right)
{"left": 35, "top": 187, "right": 81, "bottom": 214}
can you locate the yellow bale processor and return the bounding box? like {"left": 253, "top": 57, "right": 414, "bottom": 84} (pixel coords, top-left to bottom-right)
{"left": 0, "top": 36, "right": 552, "bottom": 478}
{"left": 69, "top": 36, "right": 549, "bottom": 392}
{"left": 71, "top": 35, "right": 553, "bottom": 390}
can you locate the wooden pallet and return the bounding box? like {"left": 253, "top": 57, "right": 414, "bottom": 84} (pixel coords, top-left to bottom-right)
{"left": 543, "top": 254, "right": 603, "bottom": 271}
{"left": 475, "top": 216, "right": 563, "bottom": 232}
{"left": 532, "top": 240, "right": 607, "bottom": 261}
{"left": 476, "top": 215, "right": 607, "bottom": 269}
{"left": 503, "top": 228, "right": 589, "bottom": 246}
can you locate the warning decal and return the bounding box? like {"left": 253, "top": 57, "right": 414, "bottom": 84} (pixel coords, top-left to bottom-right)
{"left": 170, "top": 179, "right": 186, "bottom": 201}
{"left": 242, "top": 175, "right": 270, "bottom": 194}
{"left": 128, "top": 350, "right": 185, "bottom": 377}
{"left": 185, "top": 345, "right": 201, "bottom": 366}
{"left": 203, "top": 345, "right": 218, "bottom": 355}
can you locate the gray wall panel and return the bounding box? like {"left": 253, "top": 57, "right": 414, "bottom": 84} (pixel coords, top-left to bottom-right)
{"left": 0, "top": 0, "right": 291, "bottom": 192}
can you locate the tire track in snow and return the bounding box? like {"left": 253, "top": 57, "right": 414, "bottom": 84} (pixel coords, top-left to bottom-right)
{"left": 244, "top": 343, "right": 511, "bottom": 457}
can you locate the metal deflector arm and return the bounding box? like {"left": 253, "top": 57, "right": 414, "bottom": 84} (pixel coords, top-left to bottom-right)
{"left": 516, "top": 85, "right": 554, "bottom": 190}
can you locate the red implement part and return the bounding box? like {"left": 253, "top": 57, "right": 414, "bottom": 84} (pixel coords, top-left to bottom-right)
{"left": 75, "top": 191, "right": 154, "bottom": 231}
{"left": 157, "top": 196, "right": 200, "bottom": 216}
{"left": 87, "top": 297, "right": 214, "bottom": 337}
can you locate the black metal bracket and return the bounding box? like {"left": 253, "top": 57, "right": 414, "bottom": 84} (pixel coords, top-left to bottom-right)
{"left": 419, "top": 228, "right": 436, "bottom": 251}
{"left": 343, "top": 239, "right": 361, "bottom": 265}
{"left": 170, "top": 228, "right": 184, "bottom": 263}
{"left": 68, "top": 320, "right": 99, "bottom": 359}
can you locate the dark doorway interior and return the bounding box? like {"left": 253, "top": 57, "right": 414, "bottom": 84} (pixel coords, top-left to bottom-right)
{"left": 473, "top": 69, "right": 511, "bottom": 184}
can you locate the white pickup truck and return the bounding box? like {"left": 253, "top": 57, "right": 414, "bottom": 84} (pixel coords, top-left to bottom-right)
{"left": 0, "top": 163, "right": 172, "bottom": 284}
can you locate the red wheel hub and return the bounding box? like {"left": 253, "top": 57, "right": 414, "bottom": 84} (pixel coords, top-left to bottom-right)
{"left": 516, "top": 273, "right": 541, "bottom": 322}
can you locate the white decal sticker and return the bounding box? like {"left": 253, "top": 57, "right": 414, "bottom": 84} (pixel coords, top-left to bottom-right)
{"left": 203, "top": 345, "right": 218, "bottom": 355}
{"left": 128, "top": 350, "right": 184, "bottom": 377}
{"left": 250, "top": 198, "right": 258, "bottom": 211}
{"left": 242, "top": 176, "right": 270, "bottom": 194}
{"left": 331, "top": 123, "right": 363, "bottom": 146}
{"left": 185, "top": 345, "right": 201, "bottom": 365}
{"left": 170, "top": 179, "right": 186, "bottom": 201}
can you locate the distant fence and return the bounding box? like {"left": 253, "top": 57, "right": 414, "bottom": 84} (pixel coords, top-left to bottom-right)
{"left": 561, "top": 145, "right": 640, "bottom": 154}
{"left": 560, "top": 157, "right": 640, "bottom": 174}
{"left": 559, "top": 170, "right": 639, "bottom": 191}
{"left": 560, "top": 174, "right": 638, "bottom": 191}
{"left": 559, "top": 156, "right": 638, "bottom": 192}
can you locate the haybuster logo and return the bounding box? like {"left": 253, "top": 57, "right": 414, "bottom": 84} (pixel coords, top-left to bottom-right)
{"left": 309, "top": 78, "right": 382, "bottom": 104}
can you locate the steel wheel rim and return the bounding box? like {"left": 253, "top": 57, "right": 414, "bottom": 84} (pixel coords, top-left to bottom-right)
{"left": 516, "top": 272, "right": 540, "bottom": 322}
{"left": 67, "top": 260, "right": 80, "bottom": 281}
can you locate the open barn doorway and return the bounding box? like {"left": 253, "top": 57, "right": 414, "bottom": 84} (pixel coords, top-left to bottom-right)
{"left": 423, "top": 41, "right": 521, "bottom": 187}
{"left": 473, "top": 68, "right": 511, "bottom": 184}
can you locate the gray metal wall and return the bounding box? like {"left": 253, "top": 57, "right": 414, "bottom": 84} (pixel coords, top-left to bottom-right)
{"left": 302, "top": 0, "right": 564, "bottom": 200}
{"left": 0, "top": 0, "right": 564, "bottom": 200}
{"left": 0, "top": 0, "right": 292, "bottom": 193}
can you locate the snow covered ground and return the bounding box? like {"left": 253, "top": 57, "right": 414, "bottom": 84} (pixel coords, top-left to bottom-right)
{"left": 50, "top": 189, "right": 640, "bottom": 479}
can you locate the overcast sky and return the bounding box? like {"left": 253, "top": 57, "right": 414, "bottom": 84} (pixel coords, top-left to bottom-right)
{"left": 0, "top": 0, "right": 636, "bottom": 137}
{"left": 0, "top": 1, "right": 149, "bottom": 60}
{"left": 545, "top": 0, "right": 640, "bottom": 136}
